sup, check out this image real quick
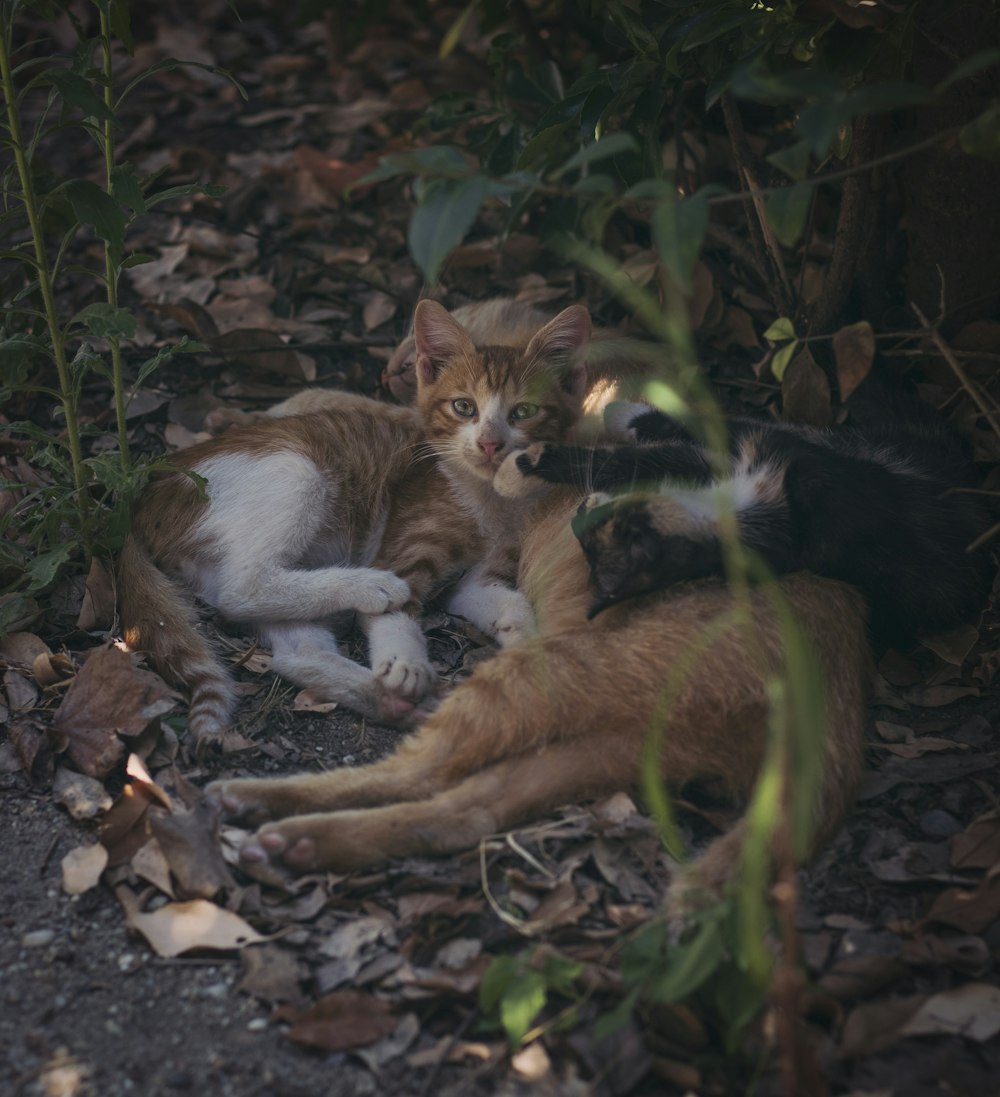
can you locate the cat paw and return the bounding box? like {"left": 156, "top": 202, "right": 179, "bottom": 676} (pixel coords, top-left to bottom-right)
{"left": 239, "top": 824, "right": 320, "bottom": 873}
{"left": 493, "top": 444, "right": 551, "bottom": 498}
{"left": 602, "top": 401, "right": 651, "bottom": 441}
{"left": 349, "top": 570, "right": 411, "bottom": 615}
{"left": 373, "top": 653, "right": 438, "bottom": 724}
{"left": 491, "top": 592, "right": 537, "bottom": 648}
{"left": 206, "top": 778, "right": 282, "bottom": 826}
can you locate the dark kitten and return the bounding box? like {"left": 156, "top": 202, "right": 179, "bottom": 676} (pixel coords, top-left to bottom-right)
{"left": 506, "top": 381, "right": 993, "bottom": 648}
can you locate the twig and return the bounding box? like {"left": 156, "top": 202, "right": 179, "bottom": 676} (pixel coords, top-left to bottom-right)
{"left": 417, "top": 1006, "right": 480, "bottom": 1097}
{"left": 720, "top": 92, "right": 793, "bottom": 315}
{"left": 911, "top": 302, "right": 1000, "bottom": 442}
{"left": 967, "top": 521, "right": 1000, "bottom": 554}
{"left": 808, "top": 114, "right": 882, "bottom": 334}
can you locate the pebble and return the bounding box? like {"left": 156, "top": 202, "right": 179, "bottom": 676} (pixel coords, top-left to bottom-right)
{"left": 22, "top": 929, "right": 55, "bottom": 948}
{"left": 284, "top": 928, "right": 310, "bottom": 946}
{"left": 247, "top": 1018, "right": 268, "bottom": 1032}
{"left": 199, "top": 982, "right": 229, "bottom": 999}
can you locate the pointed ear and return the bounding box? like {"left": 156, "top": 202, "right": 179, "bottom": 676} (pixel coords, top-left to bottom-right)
{"left": 526, "top": 304, "right": 591, "bottom": 399}
{"left": 413, "top": 300, "right": 476, "bottom": 384}
{"left": 524, "top": 304, "right": 592, "bottom": 363}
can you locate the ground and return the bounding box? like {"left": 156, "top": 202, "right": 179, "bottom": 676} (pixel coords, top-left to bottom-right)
{"left": 3, "top": 2, "right": 1000, "bottom": 1095}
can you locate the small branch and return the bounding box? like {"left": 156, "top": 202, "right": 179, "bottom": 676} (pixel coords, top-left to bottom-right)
{"left": 720, "top": 92, "right": 793, "bottom": 315}
{"left": 912, "top": 301, "right": 1000, "bottom": 442}
{"left": 807, "top": 114, "right": 880, "bottom": 335}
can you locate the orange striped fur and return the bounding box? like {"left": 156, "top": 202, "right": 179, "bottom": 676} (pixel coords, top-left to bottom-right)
{"left": 120, "top": 302, "right": 592, "bottom": 746}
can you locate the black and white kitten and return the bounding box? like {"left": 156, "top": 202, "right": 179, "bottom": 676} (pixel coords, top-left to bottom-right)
{"left": 504, "top": 380, "right": 993, "bottom": 649}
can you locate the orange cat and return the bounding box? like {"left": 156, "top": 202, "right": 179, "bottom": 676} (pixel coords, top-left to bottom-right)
{"left": 209, "top": 481, "right": 870, "bottom": 902}
{"left": 120, "top": 301, "right": 590, "bottom": 746}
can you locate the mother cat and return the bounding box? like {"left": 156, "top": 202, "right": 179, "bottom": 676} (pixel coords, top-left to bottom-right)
{"left": 210, "top": 475, "right": 870, "bottom": 902}
{"left": 121, "top": 300, "right": 591, "bottom": 746}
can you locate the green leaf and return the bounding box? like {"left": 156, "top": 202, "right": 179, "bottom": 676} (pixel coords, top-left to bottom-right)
{"left": 363, "top": 145, "right": 469, "bottom": 185}
{"left": 763, "top": 317, "right": 796, "bottom": 343}
{"left": 960, "top": 105, "right": 1000, "bottom": 159}
{"left": 110, "top": 0, "right": 135, "bottom": 53}
{"left": 553, "top": 132, "right": 639, "bottom": 178}
{"left": 771, "top": 339, "right": 799, "bottom": 382}
{"left": 499, "top": 971, "right": 547, "bottom": 1046}
{"left": 439, "top": 0, "right": 480, "bottom": 58}
{"left": 407, "top": 175, "right": 488, "bottom": 284}
{"left": 72, "top": 302, "right": 137, "bottom": 340}
{"left": 42, "top": 70, "right": 114, "bottom": 122}
{"left": 765, "top": 181, "right": 812, "bottom": 248}
{"left": 650, "top": 918, "right": 725, "bottom": 1003}
{"left": 111, "top": 163, "right": 146, "bottom": 215}
{"left": 935, "top": 48, "right": 1000, "bottom": 94}
{"left": 652, "top": 185, "right": 723, "bottom": 294}
{"left": 65, "top": 180, "right": 126, "bottom": 252}
{"left": 767, "top": 139, "right": 811, "bottom": 182}
{"left": 25, "top": 543, "right": 74, "bottom": 592}
{"left": 516, "top": 122, "right": 578, "bottom": 174}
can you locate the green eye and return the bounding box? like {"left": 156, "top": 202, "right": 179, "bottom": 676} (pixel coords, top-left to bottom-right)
{"left": 452, "top": 399, "right": 476, "bottom": 417}
{"left": 511, "top": 403, "right": 539, "bottom": 421}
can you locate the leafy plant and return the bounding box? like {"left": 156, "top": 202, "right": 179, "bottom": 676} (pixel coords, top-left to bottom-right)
{"left": 0, "top": 0, "right": 236, "bottom": 632}
{"left": 479, "top": 947, "right": 585, "bottom": 1046}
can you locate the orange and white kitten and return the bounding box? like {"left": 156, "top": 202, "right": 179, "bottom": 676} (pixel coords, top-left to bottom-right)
{"left": 120, "top": 301, "right": 590, "bottom": 746}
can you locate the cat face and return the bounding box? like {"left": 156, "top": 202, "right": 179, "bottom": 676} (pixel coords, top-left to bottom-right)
{"left": 412, "top": 300, "right": 591, "bottom": 483}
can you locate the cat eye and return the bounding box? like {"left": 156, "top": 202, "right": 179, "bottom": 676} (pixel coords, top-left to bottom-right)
{"left": 510, "top": 403, "right": 539, "bottom": 421}
{"left": 452, "top": 398, "right": 477, "bottom": 418}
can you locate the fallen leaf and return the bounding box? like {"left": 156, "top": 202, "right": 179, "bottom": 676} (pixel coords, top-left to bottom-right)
{"left": 55, "top": 645, "right": 178, "bottom": 778}
{"left": 0, "top": 631, "right": 50, "bottom": 665}
{"left": 951, "top": 810, "right": 1000, "bottom": 870}
{"left": 278, "top": 990, "right": 397, "bottom": 1051}
{"left": 32, "top": 650, "right": 75, "bottom": 688}
{"left": 900, "top": 983, "right": 1000, "bottom": 1042}
{"left": 118, "top": 890, "right": 266, "bottom": 957}
{"left": 292, "top": 689, "right": 338, "bottom": 714}
{"left": 61, "top": 843, "right": 109, "bottom": 895}
{"left": 211, "top": 329, "right": 317, "bottom": 381}
{"left": 77, "top": 557, "right": 116, "bottom": 631}
{"left": 926, "top": 874, "right": 1000, "bottom": 933}
{"left": 920, "top": 624, "right": 979, "bottom": 666}
{"left": 131, "top": 838, "right": 175, "bottom": 896}
{"left": 362, "top": 291, "right": 397, "bottom": 331}
{"left": 148, "top": 798, "right": 234, "bottom": 900}
{"left": 52, "top": 766, "right": 113, "bottom": 819}
{"left": 4, "top": 668, "right": 38, "bottom": 712}
{"left": 354, "top": 1013, "right": 421, "bottom": 1071}
{"left": 239, "top": 943, "right": 307, "bottom": 1006}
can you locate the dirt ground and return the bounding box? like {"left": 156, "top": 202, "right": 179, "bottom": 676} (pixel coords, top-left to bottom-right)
{"left": 3, "top": 2, "right": 1000, "bottom": 1095}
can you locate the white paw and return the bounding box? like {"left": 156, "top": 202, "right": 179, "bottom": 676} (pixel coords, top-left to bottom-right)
{"left": 602, "top": 400, "right": 650, "bottom": 442}
{"left": 493, "top": 445, "right": 548, "bottom": 499}
{"left": 373, "top": 652, "right": 437, "bottom": 702}
{"left": 491, "top": 592, "right": 537, "bottom": 648}
{"left": 350, "top": 569, "right": 411, "bottom": 615}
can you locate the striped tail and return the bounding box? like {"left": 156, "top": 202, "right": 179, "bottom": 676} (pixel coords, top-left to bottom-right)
{"left": 119, "top": 535, "right": 237, "bottom": 745}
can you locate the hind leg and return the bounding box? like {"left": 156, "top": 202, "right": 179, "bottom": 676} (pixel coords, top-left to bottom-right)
{"left": 234, "top": 736, "right": 637, "bottom": 873}
{"left": 262, "top": 622, "right": 388, "bottom": 722}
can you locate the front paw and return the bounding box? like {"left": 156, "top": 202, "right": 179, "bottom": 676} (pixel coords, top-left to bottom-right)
{"left": 350, "top": 570, "right": 411, "bottom": 615}
{"left": 491, "top": 593, "right": 537, "bottom": 648}
{"left": 493, "top": 443, "right": 552, "bottom": 498}
{"left": 373, "top": 653, "right": 438, "bottom": 725}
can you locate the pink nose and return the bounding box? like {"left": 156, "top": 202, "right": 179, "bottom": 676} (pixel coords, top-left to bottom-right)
{"left": 479, "top": 439, "right": 502, "bottom": 460}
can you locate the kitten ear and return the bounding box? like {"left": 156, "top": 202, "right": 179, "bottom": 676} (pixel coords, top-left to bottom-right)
{"left": 525, "top": 304, "right": 591, "bottom": 400}
{"left": 413, "top": 300, "right": 476, "bottom": 384}
{"left": 524, "top": 305, "right": 592, "bottom": 362}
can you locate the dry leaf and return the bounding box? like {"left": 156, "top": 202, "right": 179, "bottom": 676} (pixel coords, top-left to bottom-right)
{"left": 55, "top": 645, "right": 178, "bottom": 778}
{"left": 0, "top": 631, "right": 50, "bottom": 665}
{"left": 292, "top": 689, "right": 338, "bottom": 714}
{"left": 921, "top": 624, "right": 979, "bottom": 666}
{"left": 52, "top": 766, "right": 113, "bottom": 819}
{"left": 363, "top": 291, "right": 397, "bottom": 331}
{"left": 61, "top": 843, "right": 109, "bottom": 895}
{"left": 77, "top": 557, "right": 116, "bottom": 631}
{"left": 782, "top": 346, "right": 831, "bottom": 427}
{"left": 32, "top": 651, "right": 75, "bottom": 687}
{"left": 832, "top": 320, "right": 875, "bottom": 401}
{"left": 131, "top": 838, "right": 175, "bottom": 896}
{"left": 277, "top": 990, "right": 397, "bottom": 1051}
{"left": 211, "top": 329, "right": 316, "bottom": 381}
{"left": 927, "top": 875, "right": 1000, "bottom": 933}
{"left": 118, "top": 890, "right": 266, "bottom": 957}
{"left": 900, "top": 983, "right": 1000, "bottom": 1042}
{"left": 239, "top": 943, "right": 307, "bottom": 1006}
{"left": 950, "top": 810, "right": 1000, "bottom": 870}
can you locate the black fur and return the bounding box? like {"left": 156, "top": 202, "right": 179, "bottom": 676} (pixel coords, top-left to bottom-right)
{"left": 520, "top": 385, "right": 993, "bottom": 648}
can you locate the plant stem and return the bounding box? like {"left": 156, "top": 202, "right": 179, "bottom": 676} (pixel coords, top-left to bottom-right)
{"left": 0, "top": 22, "right": 89, "bottom": 532}
{"left": 99, "top": 6, "right": 129, "bottom": 468}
